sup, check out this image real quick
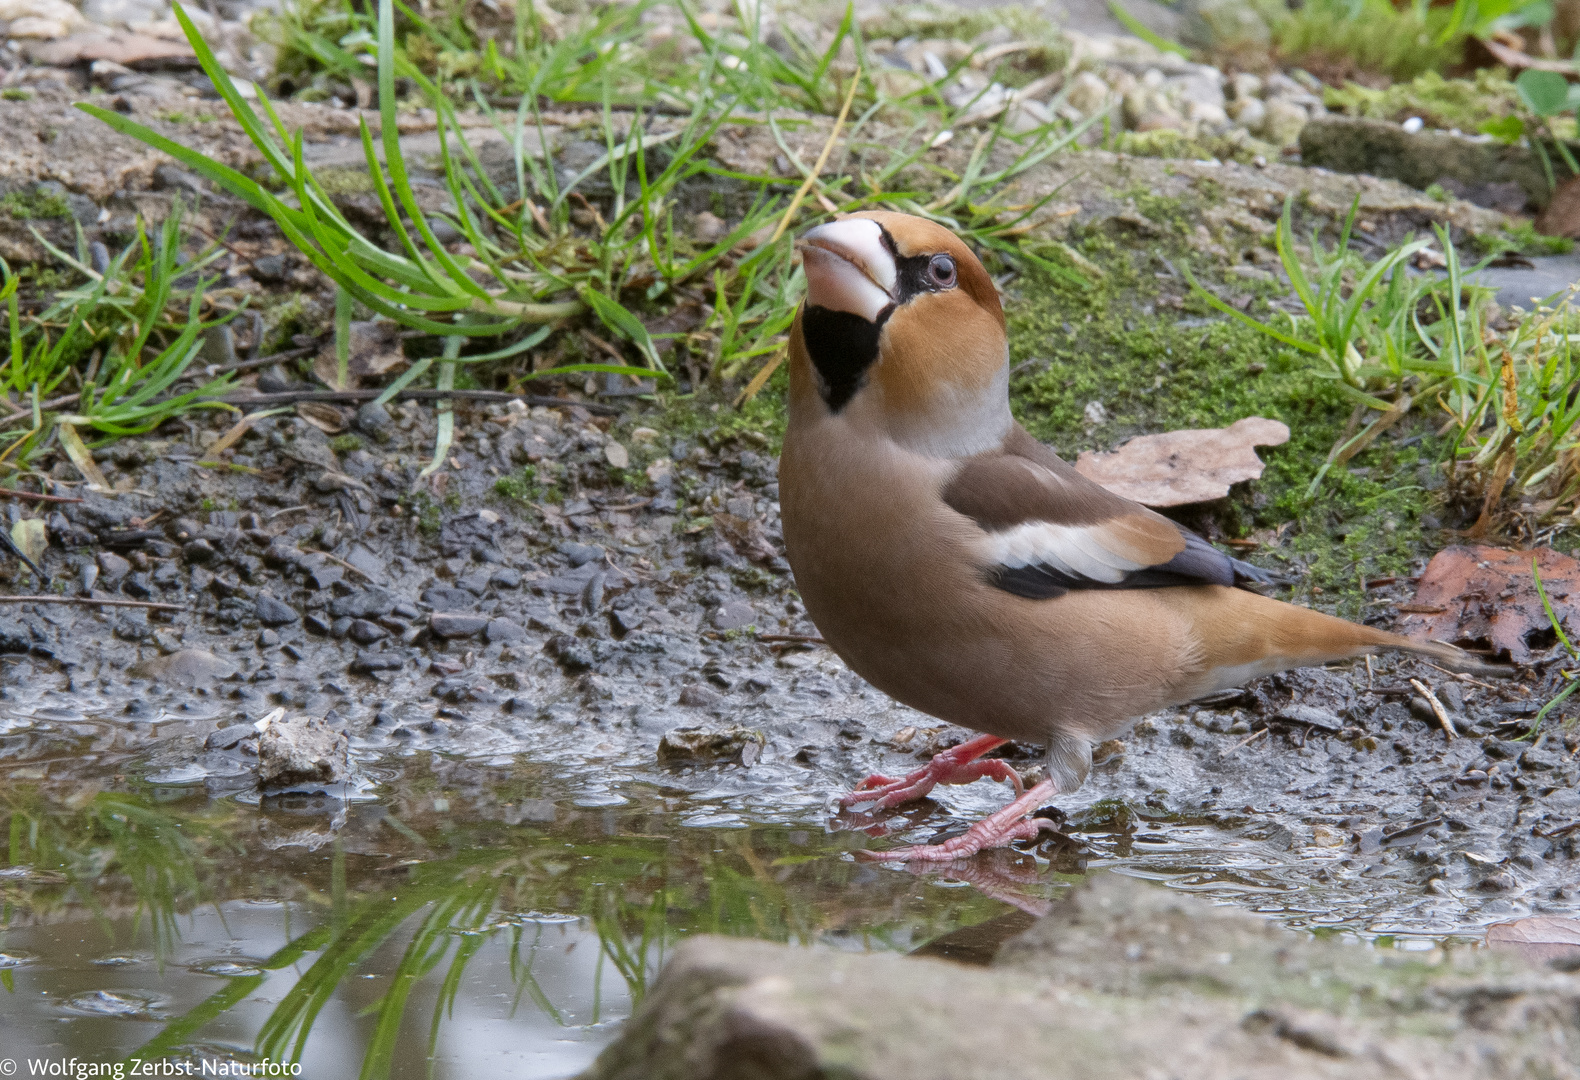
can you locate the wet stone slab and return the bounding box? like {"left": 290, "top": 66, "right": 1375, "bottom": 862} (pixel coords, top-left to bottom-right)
{"left": 580, "top": 872, "right": 1580, "bottom": 1080}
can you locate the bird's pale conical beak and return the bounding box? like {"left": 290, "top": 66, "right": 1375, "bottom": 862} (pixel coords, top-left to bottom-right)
{"left": 797, "top": 218, "right": 897, "bottom": 323}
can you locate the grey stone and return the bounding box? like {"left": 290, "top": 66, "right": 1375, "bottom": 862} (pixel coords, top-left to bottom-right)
{"left": 129, "top": 649, "right": 236, "bottom": 685}
{"left": 255, "top": 594, "right": 299, "bottom": 627}
{"left": 250, "top": 255, "right": 289, "bottom": 283}
{"left": 546, "top": 635, "right": 595, "bottom": 672}
{"left": 329, "top": 587, "right": 395, "bottom": 619}
{"left": 456, "top": 570, "right": 494, "bottom": 595}
{"left": 350, "top": 652, "right": 403, "bottom": 673}
{"left": 430, "top": 612, "right": 488, "bottom": 639}
{"left": 153, "top": 164, "right": 206, "bottom": 195}
{"left": 611, "top": 608, "right": 646, "bottom": 635}
{"left": 1521, "top": 748, "right": 1561, "bottom": 771}
{"left": 534, "top": 563, "right": 603, "bottom": 595}
{"left": 1273, "top": 704, "right": 1343, "bottom": 732}
{"left": 678, "top": 684, "right": 724, "bottom": 708}
{"left": 1257, "top": 97, "right": 1308, "bottom": 145}
{"left": 1168, "top": 72, "right": 1224, "bottom": 110}
{"left": 1063, "top": 71, "right": 1113, "bottom": 118}
{"left": 657, "top": 724, "right": 763, "bottom": 765}
{"left": 711, "top": 601, "right": 756, "bottom": 632}
{"left": 484, "top": 618, "right": 525, "bottom": 643}
{"left": 307, "top": 564, "right": 345, "bottom": 591}
{"left": 256, "top": 715, "right": 349, "bottom": 790}
{"left": 579, "top": 873, "right": 1580, "bottom": 1080}
{"left": 1299, "top": 116, "right": 1563, "bottom": 211}
{"left": 348, "top": 619, "right": 388, "bottom": 645}
{"left": 205, "top": 723, "right": 255, "bottom": 750}
{"left": 344, "top": 545, "right": 385, "bottom": 582}
{"left": 182, "top": 539, "right": 215, "bottom": 563}
{"left": 354, "top": 401, "right": 392, "bottom": 436}
{"left": 421, "top": 586, "right": 475, "bottom": 611}
{"left": 81, "top": 0, "right": 164, "bottom": 27}
{"left": 0, "top": 618, "right": 32, "bottom": 653}
{"left": 558, "top": 542, "right": 604, "bottom": 567}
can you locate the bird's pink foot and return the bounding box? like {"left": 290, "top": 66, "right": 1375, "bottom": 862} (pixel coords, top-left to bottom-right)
{"left": 855, "top": 779, "right": 1060, "bottom": 862}
{"left": 839, "top": 734, "right": 1018, "bottom": 811}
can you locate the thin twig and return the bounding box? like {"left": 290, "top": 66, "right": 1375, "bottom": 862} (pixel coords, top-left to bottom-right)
{"left": 188, "top": 345, "right": 319, "bottom": 381}
{"left": 1423, "top": 662, "right": 1502, "bottom": 690}
{"left": 1228, "top": 726, "right": 1270, "bottom": 753}
{"left": 0, "top": 595, "right": 186, "bottom": 611}
{"left": 0, "top": 488, "right": 82, "bottom": 504}
{"left": 308, "top": 548, "right": 375, "bottom": 582}
{"left": 0, "top": 393, "right": 79, "bottom": 430}
{"left": 1410, "top": 678, "right": 1457, "bottom": 739}
{"left": 756, "top": 633, "right": 827, "bottom": 644}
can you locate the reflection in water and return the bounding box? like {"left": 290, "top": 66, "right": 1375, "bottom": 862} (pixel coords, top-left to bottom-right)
{"left": 0, "top": 748, "right": 1496, "bottom": 1076}
{"left": 0, "top": 760, "right": 1018, "bottom": 1079}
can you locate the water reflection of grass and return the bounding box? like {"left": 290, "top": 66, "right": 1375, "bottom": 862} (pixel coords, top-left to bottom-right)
{"left": 2, "top": 789, "right": 236, "bottom": 962}
{"left": 0, "top": 785, "right": 1007, "bottom": 1078}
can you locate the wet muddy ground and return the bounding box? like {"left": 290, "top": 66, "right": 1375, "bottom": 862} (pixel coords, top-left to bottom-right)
{"left": 0, "top": 389, "right": 1572, "bottom": 1076}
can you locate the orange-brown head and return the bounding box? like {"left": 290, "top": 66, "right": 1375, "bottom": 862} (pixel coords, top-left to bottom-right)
{"left": 792, "top": 211, "right": 1010, "bottom": 457}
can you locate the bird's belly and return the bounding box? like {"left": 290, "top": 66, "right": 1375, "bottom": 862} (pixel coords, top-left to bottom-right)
{"left": 779, "top": 431, "right": 1199, "bottom": 744}
{"left": 787, "top": 524, "right": 1159, "bottom": 744}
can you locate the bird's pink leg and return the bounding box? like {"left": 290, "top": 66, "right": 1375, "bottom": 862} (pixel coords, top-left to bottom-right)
{"left": 855, "top": 778, "right": 1060, "bottom": 863}
{"left": 838, "top": 734, "right": 1019, "bottom": 811}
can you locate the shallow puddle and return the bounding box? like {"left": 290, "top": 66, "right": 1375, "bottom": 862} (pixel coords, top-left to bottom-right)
{"left": 0, "top": 754, "right": 1024, "bottom": 1080}
{"left": 0, "top": 655, "right": 1549, "bottom": 1078}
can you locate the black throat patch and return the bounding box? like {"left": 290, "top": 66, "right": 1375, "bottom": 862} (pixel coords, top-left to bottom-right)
{"left": 800, "top": 303, "right": 893, "bottom": 412}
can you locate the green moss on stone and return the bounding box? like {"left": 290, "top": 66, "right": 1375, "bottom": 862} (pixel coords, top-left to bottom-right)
{"left": 0, "top": 188, "right": 71, "bottom": 221}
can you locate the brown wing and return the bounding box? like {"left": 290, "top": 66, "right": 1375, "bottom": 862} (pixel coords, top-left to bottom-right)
{"left": 942, "top": 426, "right": 1276, "bottom": 599}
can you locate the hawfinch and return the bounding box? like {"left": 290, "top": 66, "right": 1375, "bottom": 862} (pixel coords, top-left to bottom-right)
{"left": 779, "top": 211, "right": 1473, "bottom": 862}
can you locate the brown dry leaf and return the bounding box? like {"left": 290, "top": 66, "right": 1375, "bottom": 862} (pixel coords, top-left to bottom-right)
{"left": 295, "top": 402, "right": 348, "bottom": 434}
{"left": 1398, "top": 545, "right": 1580, "bottom": 664}
{"left": 1486, "top": 916, "right": 1580, "bottom": 968}
{"left": 313, "top": 320, "right": 405, "bottom": 391}
{"left": 714, "top": 513, "right": 779, "bottom": 564}
{"left": 1073, "top": 416, "right": 1290, "bottom": 507}
{"left": 1535, "top": 174, "right": 1580, "bottom": 240}
{"left": 205, "top": 410, "right": 275, "bottom": 459}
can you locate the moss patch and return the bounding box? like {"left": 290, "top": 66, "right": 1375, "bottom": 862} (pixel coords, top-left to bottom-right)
{"left": 1323, "top": 70, "right": 1521, "bottom": 133}
{"left": 1006, "top": 225, "right": 1441, "bottom": 618}
{"left": 1472, "top": 220, "right": 1575, "bottom": 259}
{"left": 313, "top": 166, "right": 377, "bottom": 196}
{"left": 1, "top": 188, "right": 71, "bottom": 221}
{"left": 1111, "top": 129, "right": 1278, "bottom": 165}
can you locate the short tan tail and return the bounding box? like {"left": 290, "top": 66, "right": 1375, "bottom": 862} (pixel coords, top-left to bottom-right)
{"left": 1163, "top": 586, "right": 1503, "bottom": 700}
{"left": 1360, "top": 626, "right": 1504, "bottom": 675}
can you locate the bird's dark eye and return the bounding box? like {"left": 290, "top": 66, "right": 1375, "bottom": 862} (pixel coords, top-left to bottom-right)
{"left": 927, "top": 254, "right": 957, "bottom": 289}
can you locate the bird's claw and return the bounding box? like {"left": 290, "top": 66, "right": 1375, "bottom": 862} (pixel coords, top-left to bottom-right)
{"left": 855, "top": 778, "right": 1060, "bottom": 862}
{"left": 837, "top": 734, "right": 1018, "bottom": 811}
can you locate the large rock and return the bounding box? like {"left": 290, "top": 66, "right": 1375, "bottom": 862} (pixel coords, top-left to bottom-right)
{"left": 1299, "top": 115, "right": 1567, "bottom": 211}
{"left": 578, "top": 874, "right": 1580, "bottom": 1080}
